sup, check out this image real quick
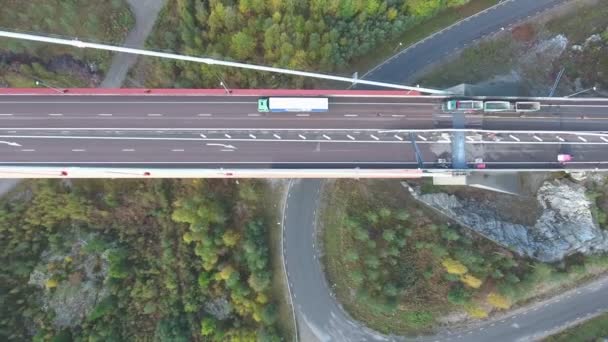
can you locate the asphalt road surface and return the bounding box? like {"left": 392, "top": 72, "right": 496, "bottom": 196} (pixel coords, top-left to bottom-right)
{"left": 1, "top": 95, "right": 608, "bottom": 131}
{"left": 359, "top": 0, "right": 567, "bottom": 85}
{"left": 284, "top": 180, "right": 608, "bottom": 342}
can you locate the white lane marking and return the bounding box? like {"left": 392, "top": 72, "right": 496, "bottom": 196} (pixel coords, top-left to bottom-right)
{"left": 296, "top": 113, "right": 310, "bottom": 117}
{"left": 121, "top": 149, "right": 135, "bottom": 152}
{"left": 344, "top": 114, "right": 358, "bottom": 117}
{"left": 98, "top": 113, "right": 113, "bottom": 116}
{"left": 298, "top": 134, "right": 307, "bottom": 140}
{"left": 71, "top": 149, "right": 85, "bottom": 152}
{"left": 198, "top": 113, "right": 212, "bottom": 116}
{"left": 171, "top": 149, "right": 185, "bottom": 152}
{"left": 147, "top": 113, "right": 163, "bottom": 117}
{"left": 419, "top": 135, "right": 428, "bottom": 141}
{"left": 601, "top": 137, "right": 608, "bottom": 143}
{"left": 347, "top": 134, "right": 355, "bottom": 140}
{"left": 206, "top": 143, "right": 236, "bottom": 149}
{"left": 509, "top": 134, "right": 520, "bottom": 142}
{"left": 21, "top": 149, "right": 35, "bottom": 152}
{"left": 200, "top": 134, "right": 207, "bottom": 138}
{"left": 394, "top": 135, "right": 404, "bottom": 141}
{"left": 221, "top": 149, "right": 234, "bottom": 152}
{"left": 323, "top": 134, "right": 331, "bottom": 140}
{"left": 370, "top": 134, "right": 380, "bottom": 140}
{"left": 247, "top": 113, "right": 261, "bottom": 117}
{"left": 578, "top": 136, "right": 588, "bottom": 142}
{"left": 224, "top": 134, "right": 232, "bottom": 139}
{"left": 392, "top": 114, "right": 405, "bottom": 117}
{"left": 556, "top": 136, "right": 565, "bottom": 142}
{"left": 273, "top": 134, "right": 281, "bottom": 139}
{"left": 48, "top": 113, "right": 63, "bottom": 116}
{"left": 0, "top": 114, "right": 13, "bottom": 116}
{"left": 249, "top": 134, "right": 257, "bottom": 139}
{"left": 0, "top": 140, "right": 21, "bottom": 147}
{"left": 466, "top": 136, "right": 474, "bottom": 142}
{"left": 533, "top": 135, "right": 543, "bottom": 142}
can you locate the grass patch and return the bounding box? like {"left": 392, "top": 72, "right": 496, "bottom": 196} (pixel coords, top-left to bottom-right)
{"left": 0, "top": 0, "right": 134, "bottom": 85}
{"left": 543, "top": 312, "right": 608, "bottom": 342}
{"left": 415, "top": 34, "right": 519, "bottom": 88}
{"left": 344, "top": 0, "right": 500, "bottom": 76}
{"left": 265, "top": 182, "right": 296, "bottom": 341}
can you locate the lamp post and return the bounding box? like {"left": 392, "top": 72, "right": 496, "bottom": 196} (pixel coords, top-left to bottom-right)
{"left": 35, "top": 80, "right": 65, "bottom": 94}
{"left": 565, "top": 86, "right": 598, "bottom": 98}
{"left": 220, "top": 81, "right": 231, "bottom": 95}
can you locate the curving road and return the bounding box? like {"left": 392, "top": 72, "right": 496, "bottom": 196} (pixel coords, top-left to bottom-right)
{"left": 283, "top": 180, "right": 608, "bottom": 342}
{"left": 358, "top": 0, "right": 568, "bottom": 86}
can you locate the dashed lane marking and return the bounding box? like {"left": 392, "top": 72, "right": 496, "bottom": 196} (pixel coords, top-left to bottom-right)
{"left": 0, "top": 114, "right": 13, "bottom": 116}
{"left": 578, "top": 136, "right": 588, "bottom": 142}
{"left": 556, "top": 136, "right": 565, "bottom": 142}
{"left": 147, "top": 113, "right": 163, "bottom": 117}
{"left": 249, "top": 134, "right": 257, "bottom": 139}
{"left": 370, "top": 134, "right": 379, "bottom": 140}
{"left": 247, "top": 113, "right": 261, "bottom": 117}
{"left": 509, "top": 134, "right": 520, "bottom": 142}
{"left": 198, "top": 113, "right": 212, "bottom": 116}
{"left": 21, "top": 149, "right": 35, "bottom": 152}
{"left": 394, "top": 135, "right": 404, "bottom": 141}
{"left": 323, "top": 134, "right": 331, "bottom": 140}
{"left": 344, "top": 114, "right": 358, "bottom": 117}
{"left": 121, "top": 149, "right": 135, "bottom": 152}
{"left": 171, "top": 149, "right": 185, "bottom": 152}
{"left": 296, "top": 113, "right": 310, "bottom": 117}
{"left": 48, "top": 113, "right": 63, "bottom": 116}
{"left": 298, "top": 134, "right": 306, "bottom": 140}
{"left": 224, "top": 134, "right": 232, "bottom": 139}
{"left": 98, "top": 113, "right": 113, "bottom": 116}
{"left": 273, "top": 134, "right": 281, "bottom": 139}
{"left": 534, "top": 135, "right": 543, "bottom": 142}
{"left": 347, "top": 134, "right": 355, "bottom": 140}
{"left": 71, "top": 149, "right": 85, "bottom": 152}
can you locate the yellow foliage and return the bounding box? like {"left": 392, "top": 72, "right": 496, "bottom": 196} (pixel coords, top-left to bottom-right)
{"left": 460, "top": 274, "right": 483, "bottom": 289}
{"left": 256, "top": 292, "right": 268, "bottom": 304}
{"left": 222, "top": 230, "right": 240, "bottom": 247}
{"left": 182, "top": 232, "right": 193, "bottom": 243}
{"left": 487, "top": 292, "right": 511, "bottom": 309}
{"left": 442, "top": 258, "right": 468, "bottom": 275}
{"left": 219, "top": 265, "right": 235, "bottom": 280}
{"left": 45, "top": 278, "right": 58, "bottom": 289}
{"left": 465, "top": 304, "right": 488, "bottom": 319}
{"left": 387, "top": 7, "right": 398, "bottom": 21}
{"left": 64, "top": 256, "right": 73, "bottom": 263}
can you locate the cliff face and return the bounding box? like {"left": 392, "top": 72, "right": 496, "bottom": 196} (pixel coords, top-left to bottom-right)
{"left": 408, "top": 178, "right": 608, "bottom": 262}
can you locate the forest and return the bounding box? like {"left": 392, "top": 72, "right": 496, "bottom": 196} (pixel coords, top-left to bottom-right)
{"left": 135, "top": 0, "right": 470, "bottom": 88}
{"left": 0, "top": 179, "right": 286, "bottom": 341}
{"left": 322, "top": 180, "right": 608, "bottom": 334}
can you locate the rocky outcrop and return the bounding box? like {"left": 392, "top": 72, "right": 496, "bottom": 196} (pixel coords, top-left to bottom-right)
{"left": 407, "top": 179, "right": 608, "bottom": 262}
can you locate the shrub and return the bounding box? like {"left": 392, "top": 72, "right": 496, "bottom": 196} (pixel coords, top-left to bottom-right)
{"left": 460, "top": 274, "right": 483, "bottom": 289}
{"left": 442, "top": 258, "right": 468, "bottom": 275}
{"left": 487, "top": 292, "right": 511, "bottom": 310}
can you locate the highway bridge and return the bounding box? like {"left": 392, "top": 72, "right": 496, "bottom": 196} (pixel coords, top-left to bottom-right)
{"left": 0, "top": 88, "right": 606, "bottom": 177}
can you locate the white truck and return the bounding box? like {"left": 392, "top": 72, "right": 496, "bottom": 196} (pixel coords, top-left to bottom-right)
{"left": 258, "top": 97, "right": 329, "bottom": 112}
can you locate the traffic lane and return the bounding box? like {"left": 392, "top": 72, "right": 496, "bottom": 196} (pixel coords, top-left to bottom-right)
{"left": 0, "top": 116, "right": 436, "bottom": 130}
{"left": 0, "top": 139, "right": 417, "bottom": 163}
{"left": 469, "top": 144, "right": 608, "bottom": 163}
{"left": 467, "top": 278, "right": 608, "bottom": 342}
{"left": 0, "top": 94, "right": 442, "bottom": 104}
{"left": 482, "top": 117, "right": 608, "bottom": 131}
{"left": 0, "top": 101, "right": 439, "bottom": 118}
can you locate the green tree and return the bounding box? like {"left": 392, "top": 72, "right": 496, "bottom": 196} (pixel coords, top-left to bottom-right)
{"left": 231, "top": 31, "right": 256, "bottom": 60}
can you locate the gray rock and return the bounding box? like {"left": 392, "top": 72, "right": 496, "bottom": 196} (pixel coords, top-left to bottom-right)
{"left": 408, "top": 179, "right": 608, "bottom": 262}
